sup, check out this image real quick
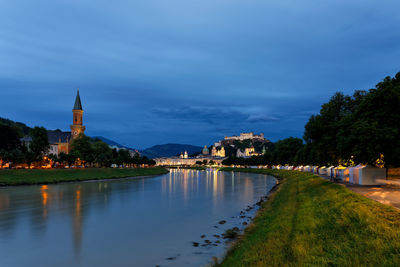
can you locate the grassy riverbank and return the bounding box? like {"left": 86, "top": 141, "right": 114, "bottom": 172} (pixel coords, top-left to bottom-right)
{"left": 0, "top": 167, "right": 169, "bottom": 186}
{"left": 219, "top": 168, "right": 400, "bottom": 266}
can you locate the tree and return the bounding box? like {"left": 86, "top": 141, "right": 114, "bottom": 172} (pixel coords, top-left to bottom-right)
{"left": 0, "top": 124, "right": 21, "bottom": 151}
{"left": 346, "top": 74, "right": 400, "bottom": 166}
{"left": 29, "top": 127, "right": 49, "bottom": 163}
{"left": 303, "top": 92, "right": 354, "bottom": 165}
{"left": 92, "top": 141, "right": 112, "bottom": 167}
{"left": 59, "top": 152, "right": 77, "bottom": 168}
{"left": 70, "top": 134, "right": 94, "bottom": 166}
{"left": 116, "top": 149, "right": 131, "bottom": 166}
{"left": 273, "top": 137, "right": 304, "bottom": 165}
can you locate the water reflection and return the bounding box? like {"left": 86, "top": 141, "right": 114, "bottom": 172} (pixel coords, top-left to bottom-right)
{"left": 0, "top": 170, "right": 275, "bottom": 267}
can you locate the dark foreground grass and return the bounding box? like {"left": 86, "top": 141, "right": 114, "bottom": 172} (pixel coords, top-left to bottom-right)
{"left": 220, "top": 168, "right": 400, "bottom": 266}
{"left": 0, "top": 167, "right": 169, "bottom": 186}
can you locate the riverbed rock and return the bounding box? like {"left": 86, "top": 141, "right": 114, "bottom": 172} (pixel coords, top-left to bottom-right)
{"left": 242, "top": 222, "right": 248, "bottom": 225}
{"left": 222, "top": 227, "right": 240, "bottom": 239}
{"left": 218, "top": 220, "right": 227, "bottom": 225}
{"left": 201, "top": 234, "right": 206, "bottom": 238}
{"left": 192, "top": 242, "right": 199, "bottom": 247}
{"left": 213, "top": 234, "right": 220, "bottom": 238}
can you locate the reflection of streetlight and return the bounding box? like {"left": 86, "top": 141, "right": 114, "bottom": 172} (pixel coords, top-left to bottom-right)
{"left": 40, "top": 185, "right": 49, "bottom": 218}
{"left": 41, "top": 185, "right": 49, "bottom": 206}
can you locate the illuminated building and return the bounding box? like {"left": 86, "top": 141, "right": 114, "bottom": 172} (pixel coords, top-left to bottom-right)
{"left": 211, "top": 146, "right": 225, "bottom": 157}
{"left": 46, "top": 89, "right": 86, "bottom": 156}
{"left": 236, "top": 146, "right": 262, "bottom": 158}
{"left": 202, "top": 145, "right": 209, "bottom": 155}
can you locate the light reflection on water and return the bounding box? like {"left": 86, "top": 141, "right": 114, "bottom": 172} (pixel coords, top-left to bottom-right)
{"left": 0, "top": 169, "right": 276, "bottom": 267}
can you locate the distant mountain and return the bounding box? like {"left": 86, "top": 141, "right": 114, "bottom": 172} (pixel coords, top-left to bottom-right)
{"left": 91, "top": 136, "right": 133, "bottom": 150}
{"left": 140, "top": 143, "right": 203, "bottom": 158}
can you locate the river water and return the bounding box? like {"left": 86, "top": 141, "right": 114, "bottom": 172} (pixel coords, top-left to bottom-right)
{"left": 0, "top": 169, "right": 276, "bottom": 267}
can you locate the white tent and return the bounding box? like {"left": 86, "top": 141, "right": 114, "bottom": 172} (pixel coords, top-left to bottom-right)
{"left": 318, "top": 166, "right": 327, "bottom": 175}
{"left": 312, "top": 166, "right": 319, "bottom": 173}
{"left": 358, "top": 165, "right": 386, "bottom": 185}
{"left": 326, "top": 166, "right": 335, "bottom": 178}
{"left": 304, "top": 165, "right": 311, "bottom": 172}
{"left": 349, "top": 164, "right": 364, "bottom": 184}
{"left": 295, "top": 166, "right": 304, "bottom": 171}
{"left": 334, "top": 166, "right": 347, "bottom": 181}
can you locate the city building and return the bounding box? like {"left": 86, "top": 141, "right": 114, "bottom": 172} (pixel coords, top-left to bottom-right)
{"left": 236, "top": 146, "right": 263, "bottom": 158}
{"left": 156, "top": 148, "right": 226, "bottom": 166}
{"left": 211, "top": 146, "right": 225, "bottom": 157}
{"left": 202, "top": 145, "right": 209, "bottom": 155}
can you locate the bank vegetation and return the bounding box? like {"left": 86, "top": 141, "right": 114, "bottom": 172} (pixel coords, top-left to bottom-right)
{"left": 220, "top": 168, "right": 400, "bottom": 266}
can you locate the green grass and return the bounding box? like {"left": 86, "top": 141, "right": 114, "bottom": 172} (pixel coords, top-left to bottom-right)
{"left": 0, "top": 167, "right": 169, "bottom": 186}
{"left": 219, "top": 168, "right": 400, "bottom": 266}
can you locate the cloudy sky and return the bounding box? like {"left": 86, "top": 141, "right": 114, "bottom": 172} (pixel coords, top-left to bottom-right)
{"left": 1, "top": 0, "right": 399, "bottom": 149}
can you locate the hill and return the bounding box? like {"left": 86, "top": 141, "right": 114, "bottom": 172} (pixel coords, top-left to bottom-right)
{"left": 140, "top": 143, "right": 203, "bottom": 158}
{"left": 91, "top": 136, "right": 133, "bottom": 149}
{"left": 0, "top": 117, "right": 31, "bottom": 136}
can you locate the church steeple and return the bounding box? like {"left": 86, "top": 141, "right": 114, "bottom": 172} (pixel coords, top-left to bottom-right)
{"left": 71, "top": 89, "right": 85, "bottom": 139}
{"left": 73, "top": 89, "right": 83, "bottom": 110}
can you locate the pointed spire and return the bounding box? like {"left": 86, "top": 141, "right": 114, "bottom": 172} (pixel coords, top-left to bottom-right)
{"left": 73, "top": 88, "right": 83, "bottom": 110}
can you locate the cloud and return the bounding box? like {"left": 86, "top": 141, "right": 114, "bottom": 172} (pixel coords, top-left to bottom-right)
{"left": 1, "top": 0, "right": 400, "bottom": 148}
{"left": 246, "top": 114, "right": 280, "bottom": 123}
{"left": 152, "top": 106, "right": 279, "bottom": 125}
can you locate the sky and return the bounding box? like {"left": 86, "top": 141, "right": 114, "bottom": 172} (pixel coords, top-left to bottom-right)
{"left": 0, "top": 0, "right": 399, "bottom": 149}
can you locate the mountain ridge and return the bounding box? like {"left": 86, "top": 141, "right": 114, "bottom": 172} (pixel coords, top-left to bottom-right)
{"left": 140, "top": 143, "right": 203, "bottom": 158}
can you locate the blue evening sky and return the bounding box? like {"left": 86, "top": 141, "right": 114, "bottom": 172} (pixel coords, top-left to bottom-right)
{"left": 1, "top": 0, "right": 399, "bottom": 149}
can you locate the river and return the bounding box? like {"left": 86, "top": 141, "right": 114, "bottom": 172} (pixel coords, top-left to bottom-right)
{"left": 0, "top": 169, "right": 276, "bottom": 266}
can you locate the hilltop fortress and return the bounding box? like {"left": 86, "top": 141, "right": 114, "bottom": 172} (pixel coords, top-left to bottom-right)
{"left": 224, "top": 132, "right": 265, "bottom": 142}
{"left": 213, "top": 132, "right": 268, "bottom": 147}
{"left": 155, "top": 132, "right": 270, "bottom": 166}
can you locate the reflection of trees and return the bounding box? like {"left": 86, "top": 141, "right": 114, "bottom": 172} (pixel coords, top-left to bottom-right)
{"left": 0, "top": 180, "right": 144, "bottom": 255}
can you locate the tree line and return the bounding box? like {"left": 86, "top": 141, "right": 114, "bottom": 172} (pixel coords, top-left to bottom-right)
{"left": 223, "top": 72, "right": 400, "bottom": 168}
{"left": 0, "top": 125, "right": 154, "bottom": 168}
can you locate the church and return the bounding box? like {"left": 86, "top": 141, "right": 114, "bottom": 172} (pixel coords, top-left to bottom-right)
{"left": 48, "top": 89, "right": 86, "bottom": 156}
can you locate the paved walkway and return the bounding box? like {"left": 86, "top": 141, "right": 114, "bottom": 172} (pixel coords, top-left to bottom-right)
{"left": 320, "top": 175, "right": 400, "bottom": 209}
{"left": 344, "top": 184, "right": 400, "bottom": 209}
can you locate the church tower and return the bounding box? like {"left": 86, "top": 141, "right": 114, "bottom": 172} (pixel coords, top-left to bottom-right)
{"left": 70, "top": 89, "right": 86, "bottom": 139}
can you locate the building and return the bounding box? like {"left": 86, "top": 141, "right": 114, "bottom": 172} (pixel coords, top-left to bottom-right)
{"left": 179, "top": 151, "right": 188, "bottom": 159}
{"left": 236, "top": 146, "right": 263, "bottom": 158}
{"left": 47, "top": 89, "right": 85, "bottom": 156}
{"left": 156, "top": 147, "right": 226, "bottom": 166}
{"left": 224, "top": 132, "right": 265, "bottom": 141}
{"left": 70, "top": 89, "right": 86, "bottom": 139}
{"left": 211, "top": 146, "right": 225, "bottom": 157}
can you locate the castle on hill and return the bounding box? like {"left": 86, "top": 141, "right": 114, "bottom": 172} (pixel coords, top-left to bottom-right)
{"left": 213, "top": 132, "right": 269, "bottom": 158}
